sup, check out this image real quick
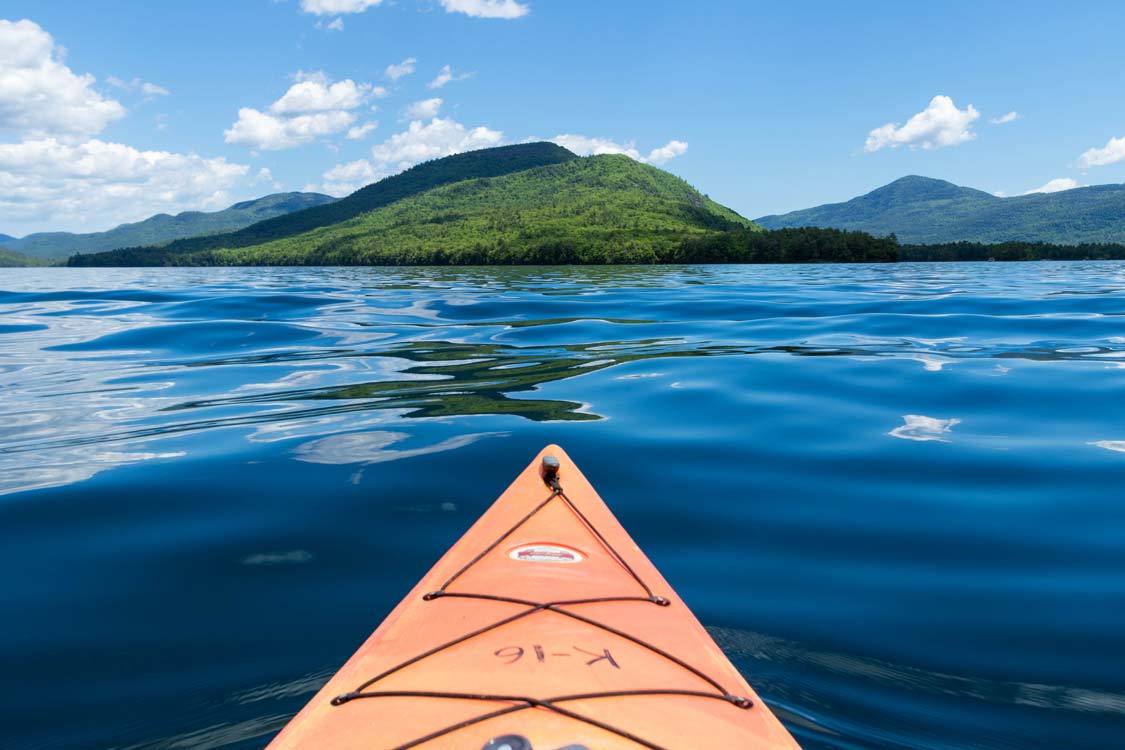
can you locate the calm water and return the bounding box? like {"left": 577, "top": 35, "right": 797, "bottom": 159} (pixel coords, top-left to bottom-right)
{"left": 2, "top": 264, "right": 1124, "bottom": 750}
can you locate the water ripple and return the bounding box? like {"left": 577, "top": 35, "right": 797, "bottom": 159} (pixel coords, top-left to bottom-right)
{"left": 2, "top": 263, "right": 1124, "bottom": 750}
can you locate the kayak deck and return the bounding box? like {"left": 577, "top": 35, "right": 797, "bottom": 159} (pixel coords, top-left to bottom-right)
{"left": 267, "top": 445, "right": 800, "bottom": 749}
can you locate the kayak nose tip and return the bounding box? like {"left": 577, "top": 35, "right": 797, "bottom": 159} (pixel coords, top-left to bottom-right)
{"left": 539, "top": 454, "right": 560, "bottom": 486}
{"left": 481, "top": 735, "right": 532, "bottom": 750}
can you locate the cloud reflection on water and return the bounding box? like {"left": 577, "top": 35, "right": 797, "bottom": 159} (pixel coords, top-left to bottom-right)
{"left": 5, "top": 264, "right": 1125, "bottom": 497}
{"left": 293, "top": 430, "right": 506, "bottom": 466}
{"left": 889, "top": 415, "right": 961, "bottom": 442}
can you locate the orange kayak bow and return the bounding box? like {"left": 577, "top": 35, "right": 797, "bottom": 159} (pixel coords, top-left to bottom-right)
{"left": 267, "top": 445, "right": 800, "bottom": 749}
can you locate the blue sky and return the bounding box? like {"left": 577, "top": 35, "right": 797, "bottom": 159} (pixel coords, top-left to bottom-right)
{"left": 3, "top": 0, "right": 1125, "bottom": 235}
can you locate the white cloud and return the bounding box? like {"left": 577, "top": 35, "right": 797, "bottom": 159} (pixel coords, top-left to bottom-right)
{"left": 107, "top": 76, "right": 171, "bottom": 99}
{"left": 549, "top": 135, "right": 688, "bottom": 165}
{"left": 0, "top": 138, "right": 249, "bottom": 235}
{"left": 293, "top": 69, "right": 327, "bottom": 84}
{"left": 256, "top": 166, "right": 283, "bottom": 190}
{"left": 370, "top": 117, "right": 503, "bottom": 171}
{"left": 0, "top": 19, "right": 125, "bottom": 139}
{"left": 1090, "top": 440, "right": 1125, "bottom": 454}
{"left": 403, "top": 97, "right": 442, "bottom": 119}
{"left": 428, "top": 64, "right": 473, "bottom": 89}
{"left": 439, "top": 0, "right": 530, "bottom": 19}
{"left": 990, "top": 111, "right": 1019, "bottom": 125}
{"left": 225, "top": 108, "right": 355, "bottom": 150}
{"left": 888, "top": 415, "right": 961, "bottom": 442}
{"left": 864, "top": 95, "right": 980, "bottom": 152}
{"left": 646, "top": 140, "right": 689, "bottom": 165}
{"left": 299, "top": 0, "right": 381, "bottom": 15}
{"left": 225, "top": 73, "right": 378, "bottom": 150}
{"left": 0, "top": 20, "right": 256, "bottom": 236}
{"left": 314, "top": 158, "right": 381, "bottom": 195}
{"left": 270, "top": 77, "right": 374, "bottom": 114}
{"left": 346, "top": 121, "right": 378, "bottom": 140}
{"left": 141, "top": 82, "right": 170, "bottom": 98}
{"left": 1024, "top": 177, "right": 1081, "bottom": 195}
{"left": 316, "top": 17, "right": 345, "bottom": 31}
{"left": 1078, "top": 136, "right": 1125, "bottom": 167}
{"left": 301, "top": 0, "right": 527, "bottom": 20}
{"left": 429, "top": 65, "right": 454, "bottom": 89}
{"left": 385, "top": 57, "right": 417, "bottom": 81}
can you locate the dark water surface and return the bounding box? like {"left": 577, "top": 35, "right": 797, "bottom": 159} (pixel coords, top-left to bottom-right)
{"left": 2, "top": 264, "right": 1124, "bottom": 749}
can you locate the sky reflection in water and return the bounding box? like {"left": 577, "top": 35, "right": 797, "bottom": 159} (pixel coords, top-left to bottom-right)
{"left": 1, "top": 263, "right": 1125, "bottom": 749}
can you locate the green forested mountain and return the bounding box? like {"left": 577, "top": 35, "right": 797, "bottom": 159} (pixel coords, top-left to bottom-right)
{"left": 0, "top": 247, "right": 50, "bottom": 267}
{"left": 5, "top": 192, "right": 335, "bottom": 260}
{"left": 757, "top": 176, "right": 1125, "bottom": 244}
{"left": 74, "top": 142, "right": 579, "bottom": 264}
{"left": 70, "top": 145, "right": 900, "bottom": 267}
{"left": 74, "top": 153, "right": 762, "bottom": 266}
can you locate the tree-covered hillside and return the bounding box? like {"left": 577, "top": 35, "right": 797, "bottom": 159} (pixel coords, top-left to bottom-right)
{"left": 757, "top": 176, "right": 1125, "bottom": 244}
{"left": 70, "top": 146, "right": 900, "bottom": 267}
{"left": 0, "top": 247, "right": 50, "bottom": 267}
{"left": 901, "top": 241, "right": 1125, "bottom": 262}
{"left": 6, "top": 192, "right": 336, "bottom": 260}
{"left": 75, "top": 142, "right": 579, "bottom": 265}
{"left": 74, "top": 154, "right": 758, "bottom": 265}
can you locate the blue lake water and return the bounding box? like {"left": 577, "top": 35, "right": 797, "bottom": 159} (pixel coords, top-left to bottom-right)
{"left": 2, "top": 263, "right": 1124, "bottom": 750}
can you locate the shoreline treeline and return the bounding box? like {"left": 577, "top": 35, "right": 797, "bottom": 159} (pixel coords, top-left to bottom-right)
{"left": 69, "top": 226, "right": 900, "bottom": 266}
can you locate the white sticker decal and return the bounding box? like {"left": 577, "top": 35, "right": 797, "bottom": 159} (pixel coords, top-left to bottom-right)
{"left": 509, "top": 544, "right": 584, "bottom": 564}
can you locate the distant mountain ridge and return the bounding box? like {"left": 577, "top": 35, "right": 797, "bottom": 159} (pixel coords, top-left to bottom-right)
{"left": 71, "top": 147, "right": 777, "bottom": 266}
{"left": 86, "top": 142, "right": 581, "bottom": 263}
{"left": 757, "top": 176, "right": 1125, "bottom": 244}
{"left": 5, "top": 192, "right": 335, "bottom": 260}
